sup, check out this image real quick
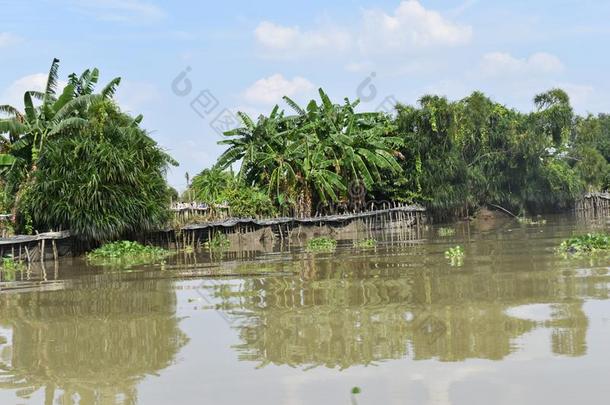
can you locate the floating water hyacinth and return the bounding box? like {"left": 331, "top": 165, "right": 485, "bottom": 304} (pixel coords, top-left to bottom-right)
{"left": 306, "top": 237, "right": 337, "bottom": 252}
{"left": 87, "top": 241, "right": 171, "bottom": 268}
{"left": 445, "top": 245, "right": 465, "bottom": 267}
{"left": 558, "top": 233, "right": 610, "bottom": 255}
{"left": 353, "top": 238, "right": 377, "bottom": 249}
{"left": 438, "top": 227, "right": 456, "bottom": 237}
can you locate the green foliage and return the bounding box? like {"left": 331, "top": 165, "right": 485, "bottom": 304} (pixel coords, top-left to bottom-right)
{"left": 0, "top": 258, "right": 22, "bottom": 281}
{"left": 1, "top": 256, "right": 25, "bottom": 281}
{"left": 217, "top": 88, "right": 402, "bottom": 216}
{"left": 558, "top": 233, "right": 610, "bottom": 254}
{"left": 204, "top": 232, "right": 230, "bottom": 250}
{"left": 87, "top": 240, "right": 170, "bottom": 267}
{"left": 0, "top": 60, "right": 177, "bottom": 242}
{"left": 437, "top": 227, "right": 456, "bottom": 237}
{"left": 445, "top": 245, "right": 464, "bottom": 258}
{"left": 219, "top": 184, "right": 277, "bottom": 218}
{"left": 445, "top": 245, "right": 464, "bottom": 267}
{"left": 185, "top": 167, "right": 277, "bottom": 218}
{"left": 23, "top": 101, "right": 175, "bottom": 242}
{"left": 573, "top": 146, "right": 609, "bottom": 191}
{"left": 189, "top": 167, "right": 234, "bottom": 202}
{"left": 0, "top": 59, "right": 121, "bottom": 220}
{"left": 387, "top": 89, "right": 591, "bottom": 218}
{"left": 306, "top": 236, "right": 337, "bottom": 252}
{"left": 193, "top": 87, "right": 608, "bottom": 220}
{"left": 353, "top": 238, "right": 377, "bottom": 248}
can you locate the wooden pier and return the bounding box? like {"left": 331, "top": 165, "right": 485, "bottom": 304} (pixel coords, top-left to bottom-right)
{"left": 0, "top": 231, "right": 71, "bottom": 263}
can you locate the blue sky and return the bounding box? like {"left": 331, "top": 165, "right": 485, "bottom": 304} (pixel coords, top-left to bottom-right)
{"left": 1, "top": 0, "right": 609, "bottom": 189}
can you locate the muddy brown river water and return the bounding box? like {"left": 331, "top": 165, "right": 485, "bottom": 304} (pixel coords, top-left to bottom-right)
{"left": 0, "top": 214, "right": 609, "bottom": 404}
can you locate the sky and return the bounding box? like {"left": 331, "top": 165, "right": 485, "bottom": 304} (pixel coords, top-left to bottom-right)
{"left": 1, "top": 0, "right": 609, "bottom": 190}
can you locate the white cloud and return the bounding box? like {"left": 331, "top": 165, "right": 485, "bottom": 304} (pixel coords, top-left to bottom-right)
{"left": 0, "top": 32, "right": 21, "bottom": 48}
{"left": 481, "top": 52, "right": 564, "bottom": 77}
{"left": 254, "top": 21, "right": 351, "bottom": 57}
{"left": 558, "top": 83, "right": 594, "bottom": 110}
{"left": 242, "top": 74, "right": 315, "bottom": 105}
{"left": 73, "top": 0, "right": 165, "bottom": 23}
{"left": 1, "top": 74, "right": 49, "bottom": 108}
{"left": 115, "top": 81, "right": 161, "bottom": 113}
{"left": 254, "top": 1, "right": 471, "bottom": 58}
{"left": 344, "top": 61, "right": 375, "bottom": 73}
{"left": 358, "top": 1, "right": 473, "bottom": 52}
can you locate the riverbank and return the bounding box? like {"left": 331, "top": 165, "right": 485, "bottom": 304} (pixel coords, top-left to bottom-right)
{"left": 0, "top": 204, "right": 426, "bottom": 263}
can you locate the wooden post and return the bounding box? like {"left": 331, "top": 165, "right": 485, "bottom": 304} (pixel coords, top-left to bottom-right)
{"left": 52, "top": 240, "right": 58, "bottom": 262}
{"left": 24, "top": 245, "right": 31, "bottom": 263}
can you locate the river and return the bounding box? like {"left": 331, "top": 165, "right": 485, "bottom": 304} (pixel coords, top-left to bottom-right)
{"left": 0, "top": 214, "right": 609, "bottom": 404}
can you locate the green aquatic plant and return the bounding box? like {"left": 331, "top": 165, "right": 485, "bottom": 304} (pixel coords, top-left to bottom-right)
{"left": 1, "top": 256, "right": 24, "bottom": 270}
{"left": 306, "top": 236, "right": 337, "bottom": 252}
{"left": 1, "top": 257, "right": 25, "bottom": 281}
{"left": 437, "top": 227, "right": 456, "bottom": 237}
{"left": 558, "top": 233, "right": 610, "bottom": 254}
{"left": 353, "top": 238, "right": 377, "bottom": 248}
{"left": 87, "top": 240, "right": 170, "bottom": 268}
{"left": 517, "top": 217, "right": 547, "bottom": 225}
{"left": 445, "top": 246, "right": 464, "bottom": 258}
{"left": 204, "top": 232, "right": 230, "bottom": 250}
{"left": 351, "top": 386, "right": 362, "bottom": 405}
{"left": 445, "top": 245, "right": 465, "bottom": 267}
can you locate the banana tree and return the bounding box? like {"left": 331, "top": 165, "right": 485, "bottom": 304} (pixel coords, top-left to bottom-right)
{"left": 285, "top": 89, "right": 403, "bottom": 208}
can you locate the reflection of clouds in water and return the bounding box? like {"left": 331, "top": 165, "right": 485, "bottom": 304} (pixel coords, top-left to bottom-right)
{"left": 506, "top": 304, "right": 554, "bottom": 323}
{"left": 505, "top": 301, "right": 589, "bottom": 359}
{"left": 277, "top": 359, "right": 492, "bottom": 405}
{"left": 411, "top": 365, "right": 492, "bottom": 405}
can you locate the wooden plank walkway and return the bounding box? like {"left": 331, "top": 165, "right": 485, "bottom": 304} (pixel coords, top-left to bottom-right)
{"left": 0, "top": 230, "right": 71, "bottom": 246}
{"left": 180, "top": 205, "right": 426, "bottom": 231}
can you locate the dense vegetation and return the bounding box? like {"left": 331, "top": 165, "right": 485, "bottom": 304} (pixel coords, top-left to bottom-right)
{"left": 2, "top": 60, "right": 609, "bottom": 246}
{"left": 187, "top": 88, "right": 609, "bottom": 219}
{"left": 188, "top": 168, "right": 277, "bottom": 218}
{"left": 211, "top": 90, "right": 402, "bottom": 217}
{"left": 0, "top": 59, "right": 176, "bottom": 242}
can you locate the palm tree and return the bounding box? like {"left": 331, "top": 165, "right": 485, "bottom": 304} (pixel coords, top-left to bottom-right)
{"left": 189, "top": 167, "right": 234, "bottom": 202}
{"left": 25, "top": 101, "right": 176, "bottom": 242}
{"left": 0, "top": 59, "right": 120, "bottom": 225}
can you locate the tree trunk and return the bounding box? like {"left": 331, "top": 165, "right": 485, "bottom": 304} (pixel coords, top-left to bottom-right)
{"left": 296, "top": 187, "right": 313, "bottom": 218}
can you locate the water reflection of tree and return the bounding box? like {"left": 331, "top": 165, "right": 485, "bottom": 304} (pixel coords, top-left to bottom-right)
{"left": 206, "top": 255, "right": 602, "bottom": 369}
{"left": 0, "top": 277, "right": 188, "bottom": 404}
